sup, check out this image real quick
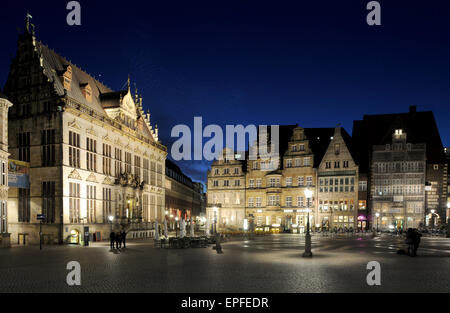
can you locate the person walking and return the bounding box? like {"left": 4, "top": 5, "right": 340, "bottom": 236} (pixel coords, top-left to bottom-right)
{"left": 121, "top": 230, "right": 127, "bottom": 249}
{"left": 109, "top": 231, "right": 115, "bottom": 250}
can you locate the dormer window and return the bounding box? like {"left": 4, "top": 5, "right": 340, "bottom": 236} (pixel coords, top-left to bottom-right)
{"left": 59, "top": 65, "right": 72, "bottom": 91}
{"left": 80, "top": 83, "right": 92, "bottom": 102}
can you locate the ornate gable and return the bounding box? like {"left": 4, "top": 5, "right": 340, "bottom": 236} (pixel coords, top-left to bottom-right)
{"left": 86, "top": 172, "right": 98, "bottom": 183}
{"left": 68, "top": 169, "right": 82, "bottom": 180}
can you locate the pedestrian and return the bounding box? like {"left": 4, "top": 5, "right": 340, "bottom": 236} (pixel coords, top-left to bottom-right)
{"left": 121, "top": 230, "right": 127, "bottom": 248}
{"left": 116, "top": 231, "right": 122, "bottom": 249}
{"left": 109, "top": 231, "right": 115, "bottom": 250}
{"left": 405, "top": 228, "right": 414, "bottom": 256}
{"left": 412, "top": 228, "right": 422, "bottom": 257}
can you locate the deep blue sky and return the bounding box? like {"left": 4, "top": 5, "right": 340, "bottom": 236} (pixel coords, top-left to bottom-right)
{"left": 1, "top": 0, "right": 450, "bottom": 183}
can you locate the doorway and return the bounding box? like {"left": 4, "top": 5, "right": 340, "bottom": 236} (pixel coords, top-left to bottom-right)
{"left": 18, "top": 234, "right": 28, "bottom": 245}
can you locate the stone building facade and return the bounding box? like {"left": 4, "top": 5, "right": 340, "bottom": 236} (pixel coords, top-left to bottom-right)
{"left": 206, "top": 126, "right": 335, "bottom": 233}
{"left": 246, "top": 126, "right": 319, "bottom": 233}
{"left": 371, "top": 129, "right": 426, "bottom": 231}
{"left": 0, "top": 93, "right": 12, "bottom": 247}
{"left": 353, "top": 106, "right": 448, "bottom": 229}
{"left": 165, "top": 159, "right": 205, "bottom": 230}
{"left": 317, "top": 127, "right": 358, "bottom": 231}
{"left": 206, "top": 148, "right": 246, "bottom": 231}
{"left": 4, "top": 22, "right": 166, "bottom": 245}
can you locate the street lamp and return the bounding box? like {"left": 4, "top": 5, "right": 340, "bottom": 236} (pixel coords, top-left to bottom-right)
{"left": 430, "top": 209, "right": 436, "bottom": 232}
{"left": 375, "top": 212, "right": 380, "bottom": 233}
{"left": 303, "top": 188, "right": 313, "bottom": 257}
{"left": 108, "top": 215, "right": 114, "bottom": 232}
{"left": 175, "top": 216, "right": 179, "bottom": 237}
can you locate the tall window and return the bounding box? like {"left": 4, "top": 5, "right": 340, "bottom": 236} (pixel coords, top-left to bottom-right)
{"left": 86, "top": 137, "right": 97, "bottom": 172}
{"left": 115, "top": 148, "right": 122, "bottom": 177}
{"left": 143, "top": 159, "right": 149, "bottom": 184}
{"left": 125, "top": 152, "right": 132, "bottom": 174}
{"left": 17, "top": 132, "right": 30, "bottom": 162}
{"left": 42, "top": 181, "right": 55, "bottom": 224}
{"left": 102, "top": 143, "right": 112, "bottom": 176}
{"left": 286, "top": 196, "right": 292, "bottom": 207}
{"left": 18, "top": 189, "right": 30, "bottom": 222}
{"left": 297, "top": 196, "right": 304, "bottom": 207}
{"left": 303, "top": 157, "right": 310, "bottom": 166}
{"left": 157, "top": 163, "right": 163, "bottom": 187}
{"left": 150, "top": 161, "right": 156, "bottom": 185}
{"left": 41, "top": 129, "right": 56, "bottom": 167}
{"left": 69, "top": 183, "right": 80, "bottom": 223}
{"left": 0, "top": 201, "right": 6, "bottom": 234}
{"left": 134, "top": 155, "right": 141, "bottom": 180}
{"left": 102, "top": 188, "right": 112, "bottom": 222}
{"left": 1, "top": 162, "right": 6, "bottom": 186}
{"left": 69, "top": 131, "right": 80, "bottom": 168}
{"left": 87, "top": 185, "right": 96, "bottom": 223}
{"left": 143, "top": 194, "right": 149, "bottom": 222}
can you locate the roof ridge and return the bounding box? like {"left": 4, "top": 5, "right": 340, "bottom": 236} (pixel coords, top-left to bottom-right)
{"left": 37, "top": 40, "right": 113, "bottom": 93}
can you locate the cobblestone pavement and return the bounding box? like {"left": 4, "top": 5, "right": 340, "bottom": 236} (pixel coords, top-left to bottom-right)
{"left": 0, "top": 234, "right": 448, "bottom": 293}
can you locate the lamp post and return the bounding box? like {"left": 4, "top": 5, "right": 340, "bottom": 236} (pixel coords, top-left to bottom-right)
{"left": 303, "top": 188, "right": 313, "bottom": 257}
{"left": 430, "top": 209, "right": 436, "bottom": 233}
{"left": 108, "top": 215, "right": 114, "bottom": 232}
{"left": 375, "top": 212, "right": 380, "bottom": 233}
{"left": 175, "top": 216, "right": 179, "bottom": 237}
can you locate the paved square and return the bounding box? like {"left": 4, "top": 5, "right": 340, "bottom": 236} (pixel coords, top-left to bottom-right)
{"left": 0, "top": 234, "right": 448, "bottom": 292}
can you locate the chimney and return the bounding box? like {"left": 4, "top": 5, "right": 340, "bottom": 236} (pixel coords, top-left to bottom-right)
{"left": 409, "top": 106, "right": 417, "bottom": 114}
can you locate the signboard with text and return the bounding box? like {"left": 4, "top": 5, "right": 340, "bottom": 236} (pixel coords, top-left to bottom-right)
{"left": 8, "top": 160, "right": 30, "bottom": 189}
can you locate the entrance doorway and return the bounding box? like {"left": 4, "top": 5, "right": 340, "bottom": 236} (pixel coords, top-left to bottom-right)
{"left": 358, "top": 220, "right": 367, "bottom": 230}
{"left": 18, "top": 234, "right": 28, "bottom": 245}
{"left": 69, "top": 229, "right": 80, "bottom": 244}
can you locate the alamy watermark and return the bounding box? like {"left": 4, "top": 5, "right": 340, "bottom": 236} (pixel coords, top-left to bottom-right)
{"left": 66, "top": 261, "right": 81, "bottom": 286}
{"left": 171, "top": 117, "right": 280, "bottom": 165}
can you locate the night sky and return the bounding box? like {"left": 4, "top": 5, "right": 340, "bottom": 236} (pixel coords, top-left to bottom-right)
{"left": 1, "top": 0, "right": 450, "bottom": 184}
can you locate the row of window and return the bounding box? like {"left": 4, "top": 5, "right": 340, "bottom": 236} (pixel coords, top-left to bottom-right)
{"left": 290, "top": 144, "right": 306, "bottom": 152}
{"left": 248, "top": 196, "right": 313, "bottom": 208}
{"left": 213, "top": 180, "right": 241, "bottom": 187}
{"left": 374, "top": 162, "right": 424, "bottom": 173}
{"left": 319, "top": 177, "right": 355, "bottom": 186}
{"left": 374, "top": 185, "right": 423, "bottom": 195}
{"left": 213, "top": 167, "right": 240, "bottom": 176}
{"left": 318, "top": 200, "right": 356, "bottom": 212}
{"left": 320, "top": 185, "right": 355, "bottom": 193}
{"left": 324, "top": 160, "right": 350, "bottom": 169}
{"left": 18, "top": 182, "right": 55, "bottom": 224}
{"left": 285, "top": 157, "right": 311, "bottom": 168}
{"left": 69, "top": 131, "right": 163, "bottom": 186}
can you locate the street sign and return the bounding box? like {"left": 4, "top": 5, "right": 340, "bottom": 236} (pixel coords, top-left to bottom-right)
{"left": 37, "top": 214, "right": 46, "bottom": 221}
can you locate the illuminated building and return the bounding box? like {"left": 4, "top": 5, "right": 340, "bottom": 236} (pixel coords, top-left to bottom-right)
{"left": 3, "top": 18, "right": 166, "bottom": 245}
{"left": 0, "top": 93, "right": 12, "bottom": 247}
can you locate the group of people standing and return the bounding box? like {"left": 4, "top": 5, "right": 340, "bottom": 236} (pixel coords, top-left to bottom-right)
{"left": 110, "top": 231, "right": 127, "bottom": 250}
